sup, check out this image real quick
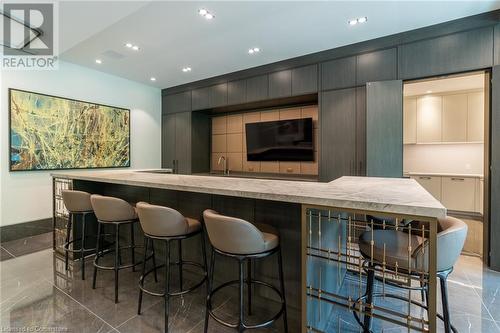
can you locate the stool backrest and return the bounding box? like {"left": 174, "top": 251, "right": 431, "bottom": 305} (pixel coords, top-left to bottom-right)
{"left": 415, "top": 216, "right": 468, "bottom": 272}
{"left": 90, "top": 194, "right": 136, "bottom": 222}
{"left": 203, "top": 209, "right": 265, "bottom": 255}
{"left": 62, "top": 190, "right": 92, "bottom": 212}
{"left": 136, "top": 202, "right": 189, "bottom": 237}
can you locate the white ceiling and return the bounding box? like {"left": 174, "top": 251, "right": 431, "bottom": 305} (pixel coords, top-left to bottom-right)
{"left": 57, "top": 1, "right": 500, "bottom": 88}
{"left": 404, "top": 72, "right": 485, "bottom": 96}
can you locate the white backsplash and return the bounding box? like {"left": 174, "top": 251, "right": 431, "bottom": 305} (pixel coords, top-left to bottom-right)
{"left": 404, "top": 143, "right": 484, "bottom": 175}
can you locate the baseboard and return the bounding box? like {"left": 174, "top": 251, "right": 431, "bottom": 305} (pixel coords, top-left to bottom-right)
{"left": 0, "top": 218, "right": 52, "bottom": 243}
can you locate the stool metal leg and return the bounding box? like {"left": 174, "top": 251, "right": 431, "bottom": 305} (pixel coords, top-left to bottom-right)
{"left": 247, "top": 259, "right": 252, "bottom": 316}
{"left": 238, "top": 259, "right": 245, "bottom": 333}
{"left": 363, "top": 265, "right": 375, "bottom": 333}
{"left": 138, "top": 236, "right": 149, "bottom": 315}
{"left": 114, "top": 223, "right": 120, "bottom": 303}
{"left": 81, "top": 213, "right": 86, "bottom": 280}
{"left": 92, "top": 222, "right": 102, "bottom": 289}
{"left": 204, "top": 248, "right": 215, "bottom": 333}
{"left": 164, "top": 240, "right": 171, "bottom": 333}
{"left": 278, "top": 247, "right": 289, "bottom": 333}
{"left": 439, "top": 274, "right": 452, "bottom": 333}
{"left": 130, "top": 223, "right": 136, "bottom": 272}
{"left": 178, "top": 239, "right": 183, "bottom": 292}
{"left": 65, "top": 213, "right": 72, "bottom": 271}
{"left": 152, "top": 239, "right": 158, "bottom": 282}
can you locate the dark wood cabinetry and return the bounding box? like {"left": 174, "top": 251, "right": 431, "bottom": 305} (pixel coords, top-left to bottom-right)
{"left": 269, "top": 70, "right": 292, "bottom": 99}
{"left": 398, "top": 27, "right": 494, "bottom": 79}
{"left": 355, "top": 86, "right": 366, "bottom": 176}
{"left": 366, "top": 80, "right": 403, "bottom": 178}
{"left": 246, "top": 75, "right": 269, "bottom": 102}
{"left": 161, "top": 112, "right": 192, "bottom": 174}
{"left": 227, "top": 79, "right": 246, "bottom": 105}
{"left": 191, "top": 87, "right": 209, "bottom": 111}
{"left": 292, "top": 64, "right": 318, "bottom": 95}
{"left": 356, "top": 48, "right": 397, "bottom": 85}
{"left": 321, "top": 56, "right": 356, "bottom": 90}
{"left": 162, "top": 91, "right": 191, "bottom": 114}
{"left": 208, "top": 83, "right": 228, "bottom": 108}
{"left": 319, "top": 88, "right": 357, "bottom": 182}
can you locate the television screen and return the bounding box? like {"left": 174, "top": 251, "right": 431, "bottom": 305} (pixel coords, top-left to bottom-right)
{"left": 245, "top": 117, "right": 314, "bottom": 161}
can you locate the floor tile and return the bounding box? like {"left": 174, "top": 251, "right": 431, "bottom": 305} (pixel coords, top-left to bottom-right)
{"left": 0, "top": 247, "right": 14, "bottom": 261}
{"left": 1, "top": 232, "right": 52, "bottom": 258}
{"left": 0, "top": 278, "right": 114, "bottom": 333}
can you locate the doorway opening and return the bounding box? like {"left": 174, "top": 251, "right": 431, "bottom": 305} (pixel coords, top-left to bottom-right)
{"left": 403, "top": 71, "right": 488, "bottom": 258}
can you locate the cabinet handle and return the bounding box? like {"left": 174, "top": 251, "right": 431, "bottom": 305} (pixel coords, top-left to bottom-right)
{"left": 419, "top": 176, "right": 431, "bottom": 180}
{"left": 451, "top": 177, "right": 465, "bottom": 181}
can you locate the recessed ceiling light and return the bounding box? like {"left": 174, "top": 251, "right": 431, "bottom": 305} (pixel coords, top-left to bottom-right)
{"left": 182, "top": 67, "right": 192, "bottom": 72}
{"left": 95, "top": 59, "right": 102, "bottom": 64}
{"left": 348, "top": 16, "right": 368, "bottom": 26}
{"left": 150, "top": 77, "right": 156, "bottom": 82}
{"left": 248, "top": 47, "right": 260, "bottom": 54}
{"left": 426, "top": 90, "right": 433, "bottom": 94}
{"left": 125, "top": 43, "right": 133, "bottom": 48}
{"left": 198, "top": 8, "right": 214, "bottom": 20}
{"left": 132, "top": 45, "right": 140, "bottom": 51}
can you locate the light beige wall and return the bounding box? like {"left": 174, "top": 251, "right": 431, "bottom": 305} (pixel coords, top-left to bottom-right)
{"left": 211, "top": 105, "right": 318, "bottom": 175}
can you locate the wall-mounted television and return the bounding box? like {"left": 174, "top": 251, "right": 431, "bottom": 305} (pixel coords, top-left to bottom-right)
{"left": 245, "top": 117, "right": 314, "bottom": 161}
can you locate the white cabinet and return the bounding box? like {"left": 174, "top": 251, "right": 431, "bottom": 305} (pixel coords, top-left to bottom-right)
{"left": 441, "top": 176, "right": 476, "bottom": 212}
{"left": 405, "top": 91, "right": 484, "bottom": 144}
{"left": 442, "top": 94, "right": 467, "bottom": 142}
{"left": 417, "top": 96, "right": 442, "bottom": 143}
{"left": 467, "top": 91, "right": 484, "bottom": 142}
{"left": 412, "top": 175, "right": 442, "bottom": 200}
{"left": 403, "top": 97, "right": 417, "bottom": 144}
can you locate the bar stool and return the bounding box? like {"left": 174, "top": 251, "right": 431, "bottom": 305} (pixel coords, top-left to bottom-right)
{"left": 90, "top": 194, "right": 143, "bottom": 303}
{"left": 354, "top": 216, "right": 468, "bottom": 333}
{"left": 136, "top": 202, "right": 208, "bottom": 333}
{"left": 202, "top": 209, "right": 288, "bottom": 333}
{"left": 61, "top": 190, "right": 96, "bottom": 280}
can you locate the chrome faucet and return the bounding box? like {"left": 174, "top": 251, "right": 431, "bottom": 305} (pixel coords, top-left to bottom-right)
{"left": 217, "top": 156, "right": 229, "bottom": 175}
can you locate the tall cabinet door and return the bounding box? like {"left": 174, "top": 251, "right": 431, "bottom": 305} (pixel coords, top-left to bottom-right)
{"left": 355, "top": 87, "right": 366, "bottom": 176}
{"left": 162, "top": 114, "right": 176, "bottom": 169}
{"left": 366, "top": 80, "right": 403, "bottom": 178}
{"left": 320, "top": 88, "right": 356, "bottom": 181}
{"left": 490, "top": 65, "right": 500, "bottom": 270}
{"left": 175, "top": 112, "right": 192, "bottom": 174}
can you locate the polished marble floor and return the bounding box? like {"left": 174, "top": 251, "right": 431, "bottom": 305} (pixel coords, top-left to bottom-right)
{"left": 1, "top": 233, "right": 500, "bottom": 332}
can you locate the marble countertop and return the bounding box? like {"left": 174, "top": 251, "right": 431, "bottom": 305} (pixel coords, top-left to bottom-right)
{"left": 52, "top": 170, "right": 446, "bottom": 219}
{"left": 405, "top": 172, "right": 484, "bottom": 179}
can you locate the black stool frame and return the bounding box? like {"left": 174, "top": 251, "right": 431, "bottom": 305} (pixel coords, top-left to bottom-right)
{"left": 92, "top": 218, "right": 144, "bottom": 303}
{"left": 204, "top": 245, "right": 288, "bottom": 333}
{"left": 137, "top": 229, "right": 208, "bottom": 333}
{"left": 353, "top": 262, "right": 457, "bottom": 333}
{"left": 63, "top": 210, "right": 96, "bottom": 280}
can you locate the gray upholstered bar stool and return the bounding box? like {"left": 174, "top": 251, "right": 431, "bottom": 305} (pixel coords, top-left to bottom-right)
{"left": 135, "top": 202, "right": 208, "bottom": 333}
{"left": 202, "top": 209, "right": 288, "bottom": 333}
{"left": 90, "top": 194, "right": 142, "bottom": 303}
{"left": 355, "top": 216, "right": 467, "bottom": 333}
{"left": 61, "top": 190, "right": 96, "bottom": 280}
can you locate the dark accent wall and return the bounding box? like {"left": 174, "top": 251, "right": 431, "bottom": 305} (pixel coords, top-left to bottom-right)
{"left": 160, "top": 10, "right": 500, "bottom": 269}
{"left": 490, "top": 65, "right": 500, "bottom": 271}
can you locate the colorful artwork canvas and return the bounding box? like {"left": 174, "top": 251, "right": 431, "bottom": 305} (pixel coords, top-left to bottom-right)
{"left": 9, "top": 89, "right": 130, "bottom": 171}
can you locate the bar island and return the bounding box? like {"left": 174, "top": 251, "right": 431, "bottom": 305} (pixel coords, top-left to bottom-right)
{"left": 52, "top": 170, "right": 445, "bottom": 332}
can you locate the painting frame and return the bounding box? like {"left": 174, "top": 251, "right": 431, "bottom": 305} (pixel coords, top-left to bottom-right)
{"left": 8, "top": 88, "right": 131, "bottom": 172}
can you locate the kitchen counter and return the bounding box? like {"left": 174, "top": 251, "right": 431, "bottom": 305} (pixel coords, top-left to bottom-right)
{"left": 405, "top": 171, "right": 484, "bottom": 179}
{"left": 52, "top": 170, "right": 446, "bottom": 219}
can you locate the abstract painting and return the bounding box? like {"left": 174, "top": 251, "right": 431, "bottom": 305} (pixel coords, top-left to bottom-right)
{"left": 9, "top": 89, "right": 130, "bottom": 171}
